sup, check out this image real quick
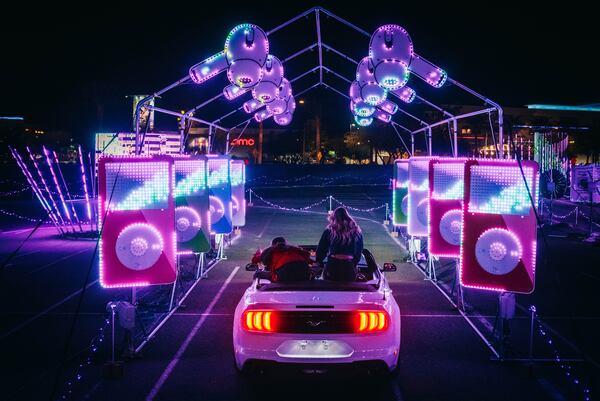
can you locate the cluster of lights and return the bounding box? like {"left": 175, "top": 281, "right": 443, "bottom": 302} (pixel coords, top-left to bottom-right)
{"left": 230, "top": 161, "right": 244, "bottom": 187}
{"left": 78, "top": 145, "right": 92, "bottom": 221}
{"left": 331, "top": 196, "right": 387, "bottom": 213}
{"left": 251, "top": 55, "right": 284, "bottom": 103}
{"left": 346, "top": 23, "right": 447, "bottom": 123}
{"left": 230, "top": 160, "right": 246, "bottom": 227}
{"left": 175, "top": 206, "right": 202, "bottom": 242}
{"left": 57, "top": 316, "right": 111, "bottom": 400}
{"left": 392, "top": 159, "right": 409, "bottom": 227}
{"left": 535, "top": 316, "right": 592, "bottom": 400}
{"left": 251, "top": 77, "right": 296, "bottom": 125}
{"left": 11, "top": 145, "right": 95, "bottom": 233}
{"left": 431, "top": 161, "right": 466, "bottom": 200}
{"left": 408, "top": 157, "right": 436, "bottom": 237}
{"left": 106, "top": 162, "right": 170, "bottom": 211}
{"left": 223, "top": 84, "right": 249, "bottom": 100}
{"left": 43, "top": 146, "right": 72, "bottom": 223}
{"left": 370, "top": 24, "right": 447, "bottom": 89}
{"left": 207, "top": 159, "right": 229, "bottom": 188}
{"left": 468, "top": 165, "right": 534, "bottom": 216}
{"left": 98, "top": 156, "right": 177, "bottom": 289}
{"left": 248, "top": 190, "right": 387, "bottom": 215}
{"left": 374, "top": 109, "right": 392, "bottom": 123}
{"left": 254, "top": 108, "right": 274, "bottom": 123}
{"left": 374, "top": 60, "right": 410, "bottom": 91}
{"left": 189, "top": 23, "right": 298, "bottom": 125}
{"left": 378, "top": 99, "right": 399, "bottom": 114}
{"left": 473, "top": 228, "right": 522, "bottom": 276}
{"left": 0, "top": 206, "right": 41, "bottom": 222}
{"left": 174, "top": 156, "right": 211, "bottom": 252}
{"left": 355, "top": 310, "right": 389, "bottom": 332}
{"left": 182, "top": 23, "right": 294, "bottom": 126}
{"left": 21, "top": 147, "right": 64, "bottom": 226}
{"left": 53, "top": 149, "right": 82, "bottom": 226}
{"left": 354, "top": 115, "right": 373, "bottom": 127}
{"left": 243, "top": 99, "right": 261, "bottom": 113}
{"left": 351, "top": 100, "right": 375, "bottom": 117}
{"left": 115, "top": 222, "right": 165, "bottom": 270}
{"left": 207, "top": 157, "right": 233, "bottom": 234}
{"left": 458, "top": 159, "right": 539, "bottom": 294}
{"left": 224, "top": 24, "right": 269, "bottom": 89}
{"left": 174, "top": 159, "right": 206, "bottom": 198}
{"left": 392, "top": 86, "right": 416, "bottom": 103}
{"left": 224, "top": 24, "right": 269, "bottom": 61}
{"left": 249, "top": 190, "right": 329, "bottom": 212}
{"left": 241, "top": 309, "right": 389, "bottom": 334}
{"left": 189, "top": 51, "right": 228, "bottom": 84}
{"left": 242, "top": 310, "right": 274, "bottom": 332}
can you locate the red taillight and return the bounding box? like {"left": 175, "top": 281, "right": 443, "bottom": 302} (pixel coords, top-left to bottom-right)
{"left": 355, "top": 311, "right": 389, "bottom": 333}
{"left": 242, "top": 310, "right": 275, "bottom": 333}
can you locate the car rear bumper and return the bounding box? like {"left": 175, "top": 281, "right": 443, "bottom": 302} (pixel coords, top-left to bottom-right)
{"left": 234, "top": 332, "right": 400, "bottom": 371}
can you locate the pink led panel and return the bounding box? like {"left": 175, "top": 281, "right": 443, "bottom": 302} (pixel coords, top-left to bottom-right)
{"left": 173, "top": 155, "right": 211, "bottom": 254}
{"left": 428, "top": 158, "right": 467, "bottom": 257}
{"left": 98, "top": 155, "right": 177, "bottom": 288}
{"left": 230, "top": 160, "right": 246, "bottom": 227}
{"left": 460, "top": 159, "right": 539, "bottom": 294}
{"left": 407, "top": 156, "right": 437, "bottom": 236}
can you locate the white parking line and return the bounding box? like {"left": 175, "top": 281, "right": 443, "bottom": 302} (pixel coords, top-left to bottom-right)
{"left": 256, "top": 210, "right": 274, "bottom": 238}
{"left": 145, "top": 266, "right": 240, "bottom": 401}
{"left": 0, "top": 226, "right": 55, "bottom": 235}
{"left": 27, "top": 248, "right": 89, "bottom": 275}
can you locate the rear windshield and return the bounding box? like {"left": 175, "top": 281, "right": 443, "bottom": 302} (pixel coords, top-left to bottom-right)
{"left": 258, "top": 280, "right": 379, "bottom": 292}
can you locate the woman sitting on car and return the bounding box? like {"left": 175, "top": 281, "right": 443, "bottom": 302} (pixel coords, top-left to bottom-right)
{"left": 316, "top": 207, "right": 363, "bottom": 282}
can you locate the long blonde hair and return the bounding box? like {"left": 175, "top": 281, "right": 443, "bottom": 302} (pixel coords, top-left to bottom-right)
{"left": 327, "top": 207, "right": 361, "bottom": 244}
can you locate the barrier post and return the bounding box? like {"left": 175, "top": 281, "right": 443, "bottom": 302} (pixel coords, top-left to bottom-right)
{"left": 111, "top": 304, "right": 116, "bottom": 364}
{"left": 248, "top": 189, "right": 253, "bottom": 206}
{"left": 328, "top": 195, "right": 333, "bottom": 214}
{"left": 384, "top": 203, "right": 390, "bottom": 225}
{"left": 528, "top": 305, "right": 536, "bottom": 370}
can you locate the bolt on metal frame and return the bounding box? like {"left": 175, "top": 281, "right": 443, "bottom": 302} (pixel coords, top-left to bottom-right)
{"left": 134, "top": 6, "right": 504, "bottom": 158}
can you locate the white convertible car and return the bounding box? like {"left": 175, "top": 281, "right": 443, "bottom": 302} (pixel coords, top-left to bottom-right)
{"left": 233, "top": 247, "right": 401, "bottom": 375}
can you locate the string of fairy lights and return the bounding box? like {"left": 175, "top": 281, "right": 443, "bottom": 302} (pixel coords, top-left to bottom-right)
{"left": 0, "top": 186, "right": 31, "bottom": 196}
{"left": 248, "top": 190, "right": 389, "bottom": 214}
{"left": 540, "top": 202, "right": 600, "bottom": 229}
{"left": 249, "top": 191, "right": 330, "bottom": 212}
{"left": 0, "top": 207, "right": 42, "bottom": 223}
{"left": 330, "top": 196, "right": 387, "bottom": 212}
{"left": 247, "top": 173, "right": 390, "bottom": 185}
{"left": 533, "top": 312, "right": 592, "bottom": 401}
{"left": 57, "top": 315, "right": 111, "bottom": 401}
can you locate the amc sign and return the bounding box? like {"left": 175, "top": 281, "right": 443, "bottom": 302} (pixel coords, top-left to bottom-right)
{"left": 231, "top": 138, "right": 255, "bottom": 147}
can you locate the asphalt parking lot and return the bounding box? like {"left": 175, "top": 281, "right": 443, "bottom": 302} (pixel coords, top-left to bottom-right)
{"left": 1, "top": 185, "right": 598, "bottom": 400}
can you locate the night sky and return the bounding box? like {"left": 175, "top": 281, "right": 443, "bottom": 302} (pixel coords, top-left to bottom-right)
{"left": 1, "top": 1, "right": 597, "bottom": 143}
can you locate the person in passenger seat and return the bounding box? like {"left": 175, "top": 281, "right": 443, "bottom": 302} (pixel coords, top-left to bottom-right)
{"left": 251, "top": 237, "right": 311, "bottom": 282}
{"left": 316, "top": 207, "right": 363, "bottom": 282}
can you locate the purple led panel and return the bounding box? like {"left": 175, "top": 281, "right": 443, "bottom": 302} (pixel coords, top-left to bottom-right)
{"left": 428, "top": 158, "right": 467, "bottom": 257}
{"left": 173, "top": 155, "right": 211, "bottom": 254}
{"left": 98, "top": 155, "right": 176, "bottom": 288}
{"left": 230, "top": 160, "right": 246, "bottom": 227}
{"left": 207, "top": 155, "right": 233, "bottom": 234}
{"left": 460, "top": 159, "right": 539, "bottom": 294}
{"left": 392, "top": 159, "right": 409, "bottom": 226}
{"left": 407, "top": 156, "right": 437, "bottom": 236}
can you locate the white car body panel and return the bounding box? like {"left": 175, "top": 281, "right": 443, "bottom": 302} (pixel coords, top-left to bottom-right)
{"left": 233, "top": 270, "right": 401, "bottom": 371}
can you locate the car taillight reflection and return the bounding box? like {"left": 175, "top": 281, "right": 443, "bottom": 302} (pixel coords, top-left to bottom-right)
{"left": 242, "top": 310, "right": 275, "bottom": 332}
{"left": 355, "top": 311, "right": 388, "bottom": 333}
